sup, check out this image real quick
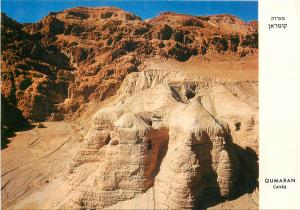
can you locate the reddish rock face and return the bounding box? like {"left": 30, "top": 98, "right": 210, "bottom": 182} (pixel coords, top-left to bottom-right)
{"left": 1, "top": 7, "right": 258, "bottom": 125}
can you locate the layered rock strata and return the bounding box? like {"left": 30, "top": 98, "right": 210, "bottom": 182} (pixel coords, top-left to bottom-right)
{"left": 58, "top": 70, "right": 258, "bottom": 209}
{"left": 1, "top": 7, "right": 258, "bottom": 124}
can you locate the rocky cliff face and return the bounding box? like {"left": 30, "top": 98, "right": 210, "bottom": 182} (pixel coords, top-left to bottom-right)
{"left": 1, "top": 7, "right": 257, "bottom": 125}
{"left": 40, "top": 69, "right": 258, "bottom": 209}
{"left": 1, "top": 7, "right": 258, "bottom": 209}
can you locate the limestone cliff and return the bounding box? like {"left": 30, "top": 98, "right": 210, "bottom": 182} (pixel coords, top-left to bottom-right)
{"left": 44, "top": 70, "right": 258, "bottom": 209}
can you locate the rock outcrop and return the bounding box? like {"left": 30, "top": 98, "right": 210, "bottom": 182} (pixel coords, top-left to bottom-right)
{"left": 1, "top": 13, "right": 73, "bottom": 122}
{"left": 51, "top": 70, "right": 258, "bottom": 209}
{"left": 1, "top": 7, "right": 258, "bottom": 209}
{"left": 1, "top": 7, "right": 258, "bottom": 130}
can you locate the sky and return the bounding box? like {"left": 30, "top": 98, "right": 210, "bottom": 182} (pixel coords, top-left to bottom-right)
{"left": 0, "top": 0, "right": 258, "bottom": 23}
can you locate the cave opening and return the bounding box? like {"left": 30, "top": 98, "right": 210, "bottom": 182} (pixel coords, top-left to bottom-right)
{"left": 235, "top": 122, "right": 241, "bottom": 131}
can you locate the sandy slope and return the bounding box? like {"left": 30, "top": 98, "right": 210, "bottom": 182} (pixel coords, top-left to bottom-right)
{"left": 1, "top": 122, "right": 84, "bottom": 209}
{"left": 143, "top": 55, "right": 258, "bottom": 81}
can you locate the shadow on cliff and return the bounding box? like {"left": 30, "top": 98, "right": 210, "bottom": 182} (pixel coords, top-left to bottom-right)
{"left": 144, "top": 127, "right": 170, "bottom": 190}
{"left": 193, "top": 133, "right": 258, "bottom": 210}
{"left": 226, "top": 134, "right": 259, "bottom": 201}
{"left": 192, "top": 132, "right": 222, "bottom": 210}
{"left": 230, "top": 145, "right": 259, "bottom": 198}
{"left": 1, "top": 94, "right": 35, "bottom": 149}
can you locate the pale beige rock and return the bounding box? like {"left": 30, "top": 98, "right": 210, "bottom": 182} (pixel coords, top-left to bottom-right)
{"left": 3, "top": 69, "right": 258, "bottom": 210}
{"left": 48, "top": 69, "right": 258, "bottom": 209}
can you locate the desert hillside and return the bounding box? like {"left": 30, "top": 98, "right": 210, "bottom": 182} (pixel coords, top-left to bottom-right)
{"left": 1, "top": 7, "right": 257, "bottom": 133}
{"left": 1, "top": 7, "right": 258, "bottom": 210}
